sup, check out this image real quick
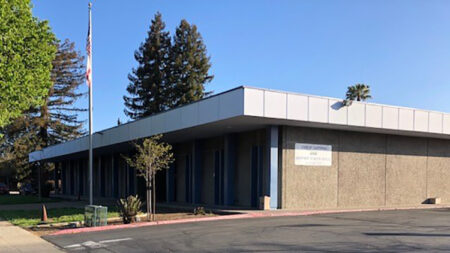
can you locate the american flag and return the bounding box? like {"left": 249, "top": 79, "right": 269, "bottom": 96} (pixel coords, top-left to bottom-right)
{"left": 86, "top": 5, "right": 92, "bottom": 87}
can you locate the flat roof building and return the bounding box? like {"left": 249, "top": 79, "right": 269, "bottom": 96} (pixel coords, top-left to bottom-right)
{"left": 29, "top": 86, "right": 450, "bottom": 209}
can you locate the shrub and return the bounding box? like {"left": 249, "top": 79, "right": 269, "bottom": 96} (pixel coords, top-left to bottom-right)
{"left": 193, "top": 206, "right": 206, "bottom": 215}
{"left": 117, "top": 195, "right": 142, "bottom": 224}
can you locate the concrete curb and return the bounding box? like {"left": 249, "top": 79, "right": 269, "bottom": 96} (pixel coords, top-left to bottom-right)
{"left": 49, "top": 204, "right": 450, "bottom": 236}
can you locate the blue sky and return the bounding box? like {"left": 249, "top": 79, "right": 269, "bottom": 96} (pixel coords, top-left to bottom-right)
{"left": 32, "top": 0, "right": 450, "bottom": 132}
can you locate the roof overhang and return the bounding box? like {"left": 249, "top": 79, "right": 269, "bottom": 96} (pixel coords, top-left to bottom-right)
{"left": 29, "top": 86, "right": 450, "bottom": 162}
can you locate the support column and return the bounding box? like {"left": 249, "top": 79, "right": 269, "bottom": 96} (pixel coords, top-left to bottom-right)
{"left": 125, "top": 163, "right": 129, "bottom": 196}
{"left": 38, "top": 164, "right": 41, "bottom": 200}
{"left": 266, "top": 126, "right": 279, "bottom": 209}
{"left": 97, "top": 156, "right": 101, "bottom": 197}
{"left": 79, "top": 159, "right": 84, "bottom": 196}
{"left": 61, "top": 162, "right": 66, "bottom": 195}
{"left": 74, "top": 160, "right": 79, "bottom": 197}
{"left": 185, "top": 155, "right": 191, "bottom": 203}
{"left": 192, "top": 140, "right": 202, "bottom": 204}
{"left": 166, "top": 163, "right": 175, "bottom": 202}
{"left": 69, "top": 160, "right": 74, "bottom": 195}
{"left": 53, "top": 165, "right": 57, "bottom": 193}
{"left": 224, "top": 134, "right": 236, "bottom": 206}
{"left": 111, "top": 154, "right": 116, "bottom": 198}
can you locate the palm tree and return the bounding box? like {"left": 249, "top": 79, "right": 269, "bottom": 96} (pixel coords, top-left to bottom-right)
{"left": 346, "top": 83, "right": 372, "bottom": 101}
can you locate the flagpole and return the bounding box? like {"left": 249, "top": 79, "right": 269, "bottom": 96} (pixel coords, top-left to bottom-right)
{"left": 88, "top": 2, "right": 93, "bottom": 206}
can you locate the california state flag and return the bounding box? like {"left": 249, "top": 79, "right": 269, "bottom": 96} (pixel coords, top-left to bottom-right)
{"left": 86, "top": 8, "right": 92, "bottom": 87}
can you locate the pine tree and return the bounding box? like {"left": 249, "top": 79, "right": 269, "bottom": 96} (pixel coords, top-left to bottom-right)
{"left": 168, "top": 20, "right": 213, "bottom": 107}
{"left": 123, "top": 12, "right": 171, "bottom": 119}
{"left": 0, "top": 39, "right": 85, "bottom": 182}
{"left": 37, "top": 39, "right": 86, "bottom": 145}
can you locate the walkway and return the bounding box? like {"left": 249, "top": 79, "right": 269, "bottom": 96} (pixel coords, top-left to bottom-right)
{"left": 0, "top": 221, "right": 62, "bottom": 253}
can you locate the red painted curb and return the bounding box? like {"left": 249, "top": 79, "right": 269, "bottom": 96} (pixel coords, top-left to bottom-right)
{"left": 48, "top": 205, "right": 450, "bottom": 236}
{"left": 50, "top": 213, "right": 252, "bottom": 236}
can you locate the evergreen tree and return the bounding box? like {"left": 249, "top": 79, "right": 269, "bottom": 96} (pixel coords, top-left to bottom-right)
{"left": 0, "top": 40, "right": 85, "bottom": 182}
{"left": 168, "top": 19, "right": 213, "bottom": 107}
{"left": 123, "top": 12, "right": 171, "bottom": 119}
{"left": 38, "top": 39, "right": 86, "bottom": 145}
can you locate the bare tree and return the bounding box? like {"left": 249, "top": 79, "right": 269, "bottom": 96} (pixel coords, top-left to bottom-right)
{"left": 124, "top": 135, "right": 173, "bottom": 221}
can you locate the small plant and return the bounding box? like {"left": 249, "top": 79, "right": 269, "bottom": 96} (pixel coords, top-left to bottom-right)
{"left": 193, "top": 206, "right": 206, "bottom": 215}
{"left": 117, "top": 195, "right": 142, "bottom": 224}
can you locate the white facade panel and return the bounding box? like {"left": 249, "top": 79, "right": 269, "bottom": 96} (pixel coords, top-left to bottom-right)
{"left": 287, "top": 94, "right": 308, "bottom": 121}
{"left": 29, "top": 86, "right": 450, "bottom": 162}
{"left": 198, "top": 96, "right": 219, "bottom": 124}
{"left": 99, "top": 125, "right": 128, "bottom": 146}
{"left": 180, "top": 104, "right": 198, "bottom": 129}
{"left": 347, "top": 102, "right": 365, "bottom": 126}
{"left": 164, "top": 110, "right": 181, "bottom": 132}
{"left": 399, "top": 108, "right": 414, "bottom": 131}
{"left": 128, "top": 118, "right": 150, "bottom": 140}
{"left": 264, "top": 91, "right": 287, "bottom": 119}
{"left": 73, "top": 138, "right": 84, "bottom": 152}
{"left": 443, "top": 114, "right": 450, "bottom": 134}
{"left": 365, "top": 104, "right": 382, "bottom": 128}
{"left": 429, "top": 112, "right": 443, "bottom": 133}
{"left": 151, "top": 113, "right": 165, "bottom": 135}
{"left": 328, "top": 99, "right": 347, "bottom": 125}
{"left": 219, "top": 88, "right": 244, "bottom": 119}
{"left": 78, "top": 137, "right": 88, "bottom": 152}
{"left": 244, "top": 88, "right": 264, "bottom": 116}
{"left": 308, "top": 97, "right": 328, "bottom": 123}
{"left": 30, "top": 151, "right": 43, "bottom": 162}
{"left": 382, "top": 107, "right": 399, "bottom": 129}
{"left": 414, "top": 110, "right": 429, "bottom": 132}
{"left": 93, "top": 133, "right": 105, "bottom": 148}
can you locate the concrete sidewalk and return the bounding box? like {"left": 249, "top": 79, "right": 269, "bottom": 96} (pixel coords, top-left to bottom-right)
{"left": 0, "top": 221, "right": 62, "bottom": 253}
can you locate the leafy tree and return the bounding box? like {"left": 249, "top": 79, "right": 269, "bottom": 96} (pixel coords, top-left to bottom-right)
{"left": 346, "top": 83, "right": 372, "bottom": 101}
{"left": 123, "top": 12, "right": 171, "bottom": 119}
{"left": 0, "top": 0, "right": 56, "bottom": 128}
{"left": 0, "top": 117, "right": 37, "bottom": 182}
{"left": 0, "top": 40, "right": 85, "bottom": 183}
{"left": 168, "top": 19, "right": 213, "bottom": 107}
{"left": 123, "top": 135, "right": 173, "bottom": 221}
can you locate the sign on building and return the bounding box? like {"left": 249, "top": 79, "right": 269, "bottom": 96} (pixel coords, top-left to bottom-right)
{"left": 295, "top": 143, "right": 332, "bottom": 166}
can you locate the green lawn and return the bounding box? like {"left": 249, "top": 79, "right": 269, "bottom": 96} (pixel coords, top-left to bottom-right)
{"left": 0, "top": 207, "right": 119, "bottom": 227}
{"left": 0, "top": 195, "right": 61, "bottom": 205}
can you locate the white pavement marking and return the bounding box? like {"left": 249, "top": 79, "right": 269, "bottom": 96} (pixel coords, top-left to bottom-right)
{"left": 64, "top": 238, "right": 133, "bottom": 250}
{"left": 82, "top": 240, "right": 103, "bottom": 248}
{"left": 64, "top": 244, "right": 82, "bottom": 248}
{"left": 99, "top": 238, "right": 133, "bottom": 244}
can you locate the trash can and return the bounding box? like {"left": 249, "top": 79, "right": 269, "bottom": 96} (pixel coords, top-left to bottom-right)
{"left": 259, "top": 196, "right": 270, "bottom": 210}
{"left": 84, "top": 205, "right": 108, "bottom": 227}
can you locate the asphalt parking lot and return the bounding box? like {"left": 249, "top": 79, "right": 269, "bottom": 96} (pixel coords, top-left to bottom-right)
{"left": 44, "top": 208, "right": 450, "bottom": 252}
